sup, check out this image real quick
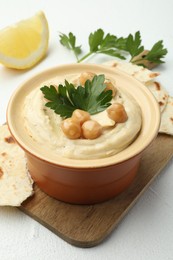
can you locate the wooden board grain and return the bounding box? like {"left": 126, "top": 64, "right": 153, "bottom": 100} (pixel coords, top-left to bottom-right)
{"left": 20, "top": 134, "right": 173, "bottom": 248}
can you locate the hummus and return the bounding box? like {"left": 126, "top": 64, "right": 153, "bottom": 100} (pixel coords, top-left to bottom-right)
{"left": 23, "top": 74, "right": 142, "bottom": 159}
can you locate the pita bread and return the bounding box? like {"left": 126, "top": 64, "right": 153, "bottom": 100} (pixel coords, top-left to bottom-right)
{"left": 145, "top": 81, "right": 169, "bottom": 112}
{"left": 103, "top": 60, "right": 173, "bottom": 136}
{"left": 103, "top": 60, "right": 160, "bottom": 83}
{"left": 159, "top": 96, "right": 173, "bottom": 135}
{"left": 0, "top": 125, "right": 33, "bottom": 206}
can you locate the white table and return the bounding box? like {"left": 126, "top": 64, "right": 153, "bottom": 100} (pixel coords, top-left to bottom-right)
{"left": 0, "top": 0, "right": 173, "bottom": 259}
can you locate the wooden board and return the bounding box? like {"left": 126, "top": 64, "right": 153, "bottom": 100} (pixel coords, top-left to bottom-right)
{"left": 20, "top": 134, "right": 173, "bottom": 248}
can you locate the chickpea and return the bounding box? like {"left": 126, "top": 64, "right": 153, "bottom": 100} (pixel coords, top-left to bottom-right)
{"left": 104, "top": 80, "right": 117, "bottom": 97}
{"left": 107, "top": 103, "right": 128, "bottom": 123}
{"left": 72, "top": 109, "right": 90, "bottom": 125}
{"left": 79, "top": 72, "right": 96, "bottom": 86}
{"left": 61, "top": 118, "right": 81, "bottom": 139}
{"left": 82, "top": 120, "right": 102, "bottom": 139}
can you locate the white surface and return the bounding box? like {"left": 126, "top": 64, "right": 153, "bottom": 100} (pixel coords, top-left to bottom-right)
{"left": 0, "top": 0, "right": 173, "bottom": 259}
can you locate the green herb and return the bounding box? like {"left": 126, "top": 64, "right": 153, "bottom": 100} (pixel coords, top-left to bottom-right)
{"left": 125, "top": 31, "right": 144, "bottom": 61}
{"left": 89, "top": 28, "right": 104, "bottom": 52}
{"left": 138, "top": 40, "right": 167, "bottom": 64}
{"left": 59, "top": 29, "right": 167, "bottom": 68}
{"left": 40, "top": 75, "right": 112, "bottom": 118}
{"left": 59, "top": 32, "right": 82, "bottom": 61}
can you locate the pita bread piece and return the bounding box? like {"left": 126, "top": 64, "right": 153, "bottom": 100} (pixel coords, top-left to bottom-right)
{"left": 0, "top": 125, "right": 33, "bottom": 206}
{"left": 159, "top": 96, "right": 173, "bottom": 135}
{"left": 145, "top": 81, "right": 169, "bottom": 112}
{"left": 103, "top": 60, "right": 160, "bottom": 83}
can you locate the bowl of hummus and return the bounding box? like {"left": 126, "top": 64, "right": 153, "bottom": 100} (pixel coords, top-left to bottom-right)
{"left": 7, "top": 64, "right": 160, "bottom": 204}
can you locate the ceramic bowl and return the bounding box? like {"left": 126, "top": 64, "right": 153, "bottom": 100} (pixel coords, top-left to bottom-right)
{"left": 7, "top": 64, "right": 160, "bottom": 204}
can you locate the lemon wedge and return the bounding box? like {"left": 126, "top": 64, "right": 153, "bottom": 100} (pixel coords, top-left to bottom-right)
{"left": 0, "top": 11, "right": 49, "bottom": 69}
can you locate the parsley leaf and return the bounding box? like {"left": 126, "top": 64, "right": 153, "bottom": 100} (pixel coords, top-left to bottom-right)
{"left": 98, "top": 33, "right": 126, "bottom": 59}
{"left": 40, "top": 75, "right": 112, "bottom": 118}
{"left": 59, "top": 32, "right": 82, "bottom": 61}
{"left": 126, "top": 31, "right": 144, "bottom": 60}
{"left": 89, "top": 29, "right": 104, "bottom": 52}
{"left": 144, "top": 40, "right": 168, "bottom": 64}
{"left": 99, "top": 33, "right": 117, "bottom": 49}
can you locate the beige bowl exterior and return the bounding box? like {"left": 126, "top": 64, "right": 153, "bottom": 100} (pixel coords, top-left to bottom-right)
{"left": 7, "top": 64, "right": 160, "bottom": 204}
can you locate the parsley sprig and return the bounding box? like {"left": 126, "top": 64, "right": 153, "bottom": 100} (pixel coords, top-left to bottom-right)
{"left": 40, "top": 75, "right": 112, "bottom": 118}
{"left": 59, "top": 29, "right": 167, "bottom": 68}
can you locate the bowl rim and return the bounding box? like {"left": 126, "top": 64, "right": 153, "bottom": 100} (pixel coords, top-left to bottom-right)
{"left": 7, "top": 63, "right": 160, "bottom": 169}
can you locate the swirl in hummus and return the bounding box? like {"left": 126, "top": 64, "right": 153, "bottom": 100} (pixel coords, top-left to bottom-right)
{"left": 23, "top": 73, "right": 142, "bottom": 159}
